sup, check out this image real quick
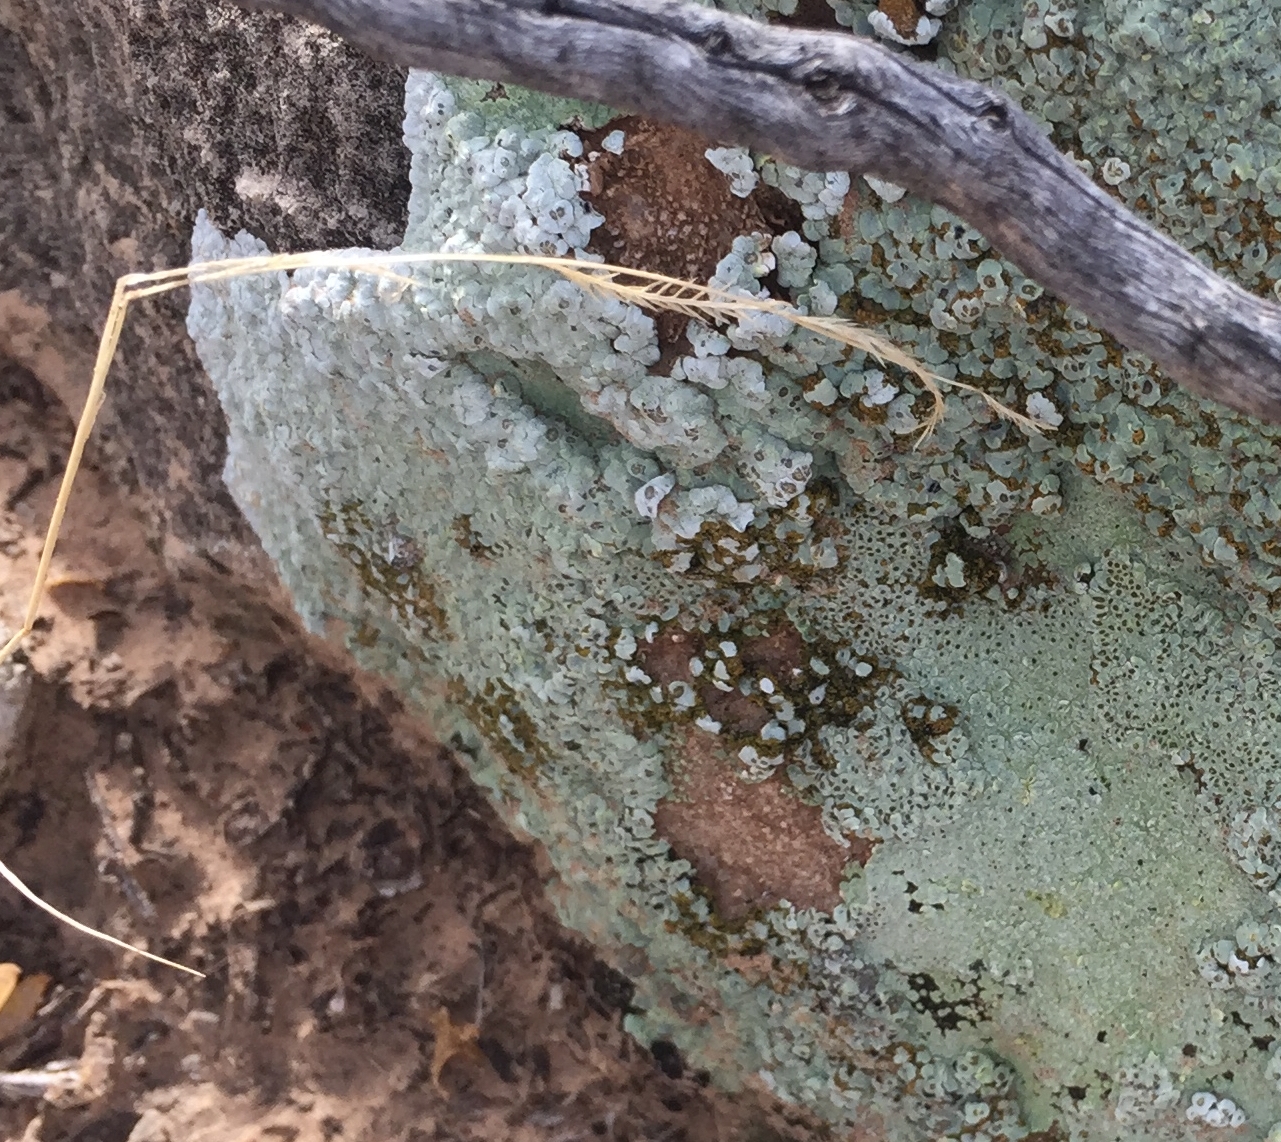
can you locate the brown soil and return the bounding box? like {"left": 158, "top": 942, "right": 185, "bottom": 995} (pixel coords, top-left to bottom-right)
{"left": 0, "top": 363, "right": 821, "bottom": 1140}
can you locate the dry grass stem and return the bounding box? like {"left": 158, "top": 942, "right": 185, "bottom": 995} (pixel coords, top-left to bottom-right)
{"left": 1, "top": 248, "right": 1047, "bottom": 667}
{"left": 0, "top": 246, "right": 1052, "bottom": 974}
{"left": 0, "top": 860, "right": 204, "bottom": 978}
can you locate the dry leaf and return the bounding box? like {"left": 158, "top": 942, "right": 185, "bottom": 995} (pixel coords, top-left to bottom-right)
{"left": 45, "top": 573, "right": 106, "bottom": 591}
{"left": 428, "top": 1007, "right": 483, "bottom": 1095}
{"left": 0, "top": 965, "right": 19, "bottom": 1013}
{"left": 0, "top": 973, "right": 51, "bottom": 1041}
{"left": 0, "top": 964, "right": 50, "bottom": 1041}
{"left": 44, "top": 576, "right": 110, "bottom": 620}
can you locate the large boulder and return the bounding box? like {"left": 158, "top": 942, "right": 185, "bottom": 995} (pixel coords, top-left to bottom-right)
{"left": 13, "top": 0, "right": 1281, "bottom": 1136}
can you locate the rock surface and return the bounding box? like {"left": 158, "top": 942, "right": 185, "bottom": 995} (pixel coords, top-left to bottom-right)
{"left": 0, "top": 0, "right": 409, "bottom": 563}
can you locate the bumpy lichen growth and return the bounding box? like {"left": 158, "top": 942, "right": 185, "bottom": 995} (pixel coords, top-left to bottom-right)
{"left": 187, "top": 4, "right": 1281, "bottom": 1136}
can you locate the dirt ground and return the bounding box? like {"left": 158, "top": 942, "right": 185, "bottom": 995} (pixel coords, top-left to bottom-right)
{"left": 0, "top": 360, "right": 821, "bottom": 1141}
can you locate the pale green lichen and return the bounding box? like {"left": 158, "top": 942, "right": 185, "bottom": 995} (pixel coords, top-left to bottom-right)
{"left": 186, "top": 4, "right": 1281, "bottom": 1136}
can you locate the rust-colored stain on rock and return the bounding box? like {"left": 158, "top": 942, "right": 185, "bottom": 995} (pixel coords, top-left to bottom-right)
{"left": 637, "top": 618, "right": 823, "bottom": 738}
{"left": 655, "top": 726, "right": 873, "bottom": 921}
{"left": 644, "top": 616, "right": 878, "bottom": 919}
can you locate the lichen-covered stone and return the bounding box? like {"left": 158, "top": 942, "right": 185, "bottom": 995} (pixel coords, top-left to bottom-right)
{"left": 188, "top": 4, "right": 1281, "bottom": 1136}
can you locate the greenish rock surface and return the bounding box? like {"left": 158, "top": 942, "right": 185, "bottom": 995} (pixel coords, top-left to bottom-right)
{"left": 187, "top": 2, "right": 1281, "bottom": 1136}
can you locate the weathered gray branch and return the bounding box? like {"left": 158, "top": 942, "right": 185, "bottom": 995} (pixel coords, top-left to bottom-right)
{"left": 235, "top": 0, "right": 1281, "bottom": 424}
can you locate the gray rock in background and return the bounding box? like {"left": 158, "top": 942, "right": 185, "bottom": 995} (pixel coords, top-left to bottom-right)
{"left": 0, "top": 0, "right": 409, "bottom": 562}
